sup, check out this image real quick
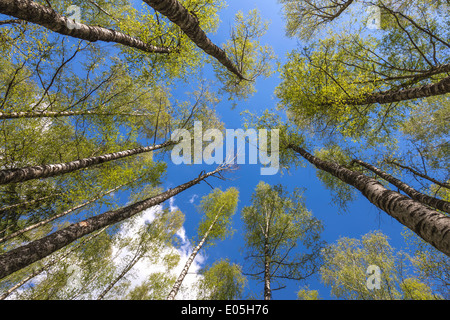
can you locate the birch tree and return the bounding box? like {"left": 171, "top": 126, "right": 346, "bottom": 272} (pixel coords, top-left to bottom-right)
{"left": 167, "top": 187, "right": 239, "bottom": 300}
{"left": 287, "top": 143, "right": 450, "bottom": 257}
{"left": 321, "top": 231, "right": 442, "bottom": 299}
{"left": 242, "top": 181, "right": 324, "bottom": 300}
{"left": 142, "top": 0, "right": 245, "bottom": 80}
{"left": 0, "top": 0, "right": 171, "bottom": 54}
{"left": 196, "top": 259, "right": 247, "bottom": 300}
{"left": 0, "top": 165, "right": 228, "bottom": 280}
{"left": 0, "top": 140, "right": 175, "bottom": 185}
{"left": 277, "top": 0, "right": 449, "bottom": 141}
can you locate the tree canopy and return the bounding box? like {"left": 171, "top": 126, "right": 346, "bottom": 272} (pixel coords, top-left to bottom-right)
{"left": 0, "top": 0, "right": 448, "bottom": 302}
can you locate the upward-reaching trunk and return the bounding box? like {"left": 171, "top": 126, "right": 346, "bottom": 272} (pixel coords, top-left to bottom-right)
{"left": 346, "top": 76, "right": 450, "bottom": 106}
{"left": 263, "top": 240, "right": 271, "bottom": 300}
{"left": 263, "top": 201, "right": 271, "bottom": 300}
{"left": 97, "top": 246, "right": 144, "bottom": 300}
{"left": 386, "top": 160, "right": 450, "bottom": 190}
{"left": 166, "top": 213, "right": 221, "bottom": 300}
{"left": 0, "top": 193, "right": 60, "bottom": 215}
{"left": 0, "top": 110, "right": 153, "bottom": 120}
{"left": 0, "top": 0, "right": 170, "bottom": 54}
{"left": 288, "top": 144, "right": 450, "bottom": 257}
{"left": 352, "top": 159, "right": 450, "bottom": 214}
{"left": 0, "top": 166, "right": 224, "bottom": 279}
{"left": 142, "top": 0, "right": 246, "bottom": 80}
{"left": 0, "top": 227, "right": 106, "bottom": 300}
{"left": 0, "top": 181, "right": 132, "bottom": 243}
{"left": 0, "top": 140, "right": 175, "bottom": 185}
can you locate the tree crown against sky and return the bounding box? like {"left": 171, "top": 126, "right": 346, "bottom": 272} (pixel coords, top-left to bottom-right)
{"left": 0, "top": 0, "right": 448, "bottom": 300}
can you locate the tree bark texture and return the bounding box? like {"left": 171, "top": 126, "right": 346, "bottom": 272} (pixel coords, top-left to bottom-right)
{"left": 0, "top": 0, "right": 170, "bottom": 53}
{"left": 353, "top": 159, "right": 450, "bottom": 214}
{"left": 142, "top": 0, "right": 245, "bottom": 80}
{"left": 0, "top": 166, "right": 223, "bottom": 279}
{"left": 288, "top": 144, "right": 450, "bottom": 257}
{"left": 350, "top": 76, "right": 450, "bottom": 105}
{"left": 0, "top": 141, "right": 175, "bottom": 185}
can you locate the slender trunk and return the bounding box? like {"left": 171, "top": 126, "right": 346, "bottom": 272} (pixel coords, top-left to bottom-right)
{"left": 96, "top": 248, "right": 143, "bottom": 300}
{"left": 263, "top": 240, "right": 271, "bottom": 300}
{"left": 166, "top": 213, "right": 220, "bottom": 300}
{"left": 263, "top": 201, "right": 271, "bottom": 300}
{"left": 0, "top": 193, "right": 61, "bottom": 215}
{"left": 386, "top": 160, "right": 450, "bottom": 190}
{"left": 0, "top": 140, "right": 175, "bottom": 185}
{"left": 288, "top": 144, "right": 450, "bottom": 256}
{"left": 142, "top": 0, "right": 246, "bottom": 80}
{"left": 351, "top": 76, "right": 450, "bottom": 105}
{"left": 0, "top": 182, "right": 129, "bottom": 243}
{"left": 0, "top": 0, "right": 170, "bottom": 54}
{"left": 353, "top": 159, "right": 450, "bottom": 214}
{"left": 0, "top": 166, "right": 224, "bottom": 279}
{"left": 0, "top": 110, "right": 153, "bottom": 120}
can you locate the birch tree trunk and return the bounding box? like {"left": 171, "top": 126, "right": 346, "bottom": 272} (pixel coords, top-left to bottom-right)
{"left": 352, "top": 159, "right": 450, "bottom": 214}
{"left": 0, "top": 140, "right": 175, "bottom": 185}
{"left": 0, "top": 227, "right": 106, "bottom": 300}
{"left": 386, "top": 160, "right": 450, "bottom": 190}
{"left": 0, "top": 182, "right": 130, "bottom": 243}
{"left": 0, "top": 0, "right": 170, "bottom": 54}
{"left": 0, "top": 110, "right": 153, "bottom": 120}
{"left": 166, "top": 213, "right": 220, "bottom": 300}
{"left": 263, "top": 200, "right": 271, "bottom": 300}
{"left": 0, "top": 166, "right": 224, "bottom": 279}
{"left": 349, "top": 75, "right": 450, "bottom": 105}
{"left": 142, "top": 0, "right": 246, "bottom": 80}
{"left": 263, "top": 241, "right": 271, "bottom": 300}
{"left": 96, "top": 248, "right": 144, "bottom": 300}
{"left": 288, "top": 144, "right": 450, "bottom": 257}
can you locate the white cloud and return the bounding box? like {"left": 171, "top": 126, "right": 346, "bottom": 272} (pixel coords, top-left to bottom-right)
{"left": 189, "top": 194, "right": 198, "bottom": 204}
{"left": 7, "top": 197, "right": 206, "bottom": 300}
{"left": 108, "top": 197, "right": 206, "bottom": 300}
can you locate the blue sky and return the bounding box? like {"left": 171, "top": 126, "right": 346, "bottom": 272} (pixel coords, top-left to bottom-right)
{"left": 156, "top": 1, "right": 411, "bottom": 300}
{"left": 0, "top": 0, "right": 445, "bottom": 301}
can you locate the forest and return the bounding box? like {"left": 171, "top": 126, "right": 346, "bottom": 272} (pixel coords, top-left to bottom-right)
{"left": 0, "top": 0, "right": 448, "bottom": 301}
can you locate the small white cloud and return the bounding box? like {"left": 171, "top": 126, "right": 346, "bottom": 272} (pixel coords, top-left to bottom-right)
{"left": 176, "top": 227, "right": 188, "bottom": 244}
{"left": 189, "top": 194, "right": 198, "bottom": 204}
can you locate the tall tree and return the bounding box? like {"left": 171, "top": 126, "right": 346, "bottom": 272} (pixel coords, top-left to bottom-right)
{"left": 166, "top": 187, "right": 239, "bottom": 300}
{"left": 287, "top": 143, "right": 450, "bottom": 256}
{"left": 0, "top": 165, "right": 229, "bottom": 280}
{"left": 277, "top": 0, "right": 449, "bottom": 141}
{"left": 0, "top": 140, "right": 175, "bottom": 185}
{"left": 320, "top": 230, "right": 442, "bottom": 299}
{"left": 196, "top": 259, "right": 247, "bottom": 300}
{"left": 0, "top": 0, "right": 171, "bottom": 54}
{"left": 280, "top": 0, "right": 355, "bottom": 40}
{"left": 96, "top": 208, "right": 184, "bottom": 300}
{"left": 242, "top": 181, "right": 324, "bottom": 300}
{"left": 351, "top": 159, "right": 450, "bottom": 214}
{"left": 142, "top": 0, "right": 246, "bottom": 80}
